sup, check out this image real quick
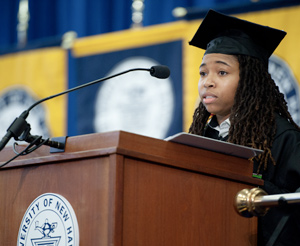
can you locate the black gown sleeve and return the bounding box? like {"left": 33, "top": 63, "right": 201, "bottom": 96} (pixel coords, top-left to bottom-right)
{"left": 262, "top": 117, "right": 300, "bottom": 194}
{"left": 257, "top": 116, "right": 300, "bottom": 246}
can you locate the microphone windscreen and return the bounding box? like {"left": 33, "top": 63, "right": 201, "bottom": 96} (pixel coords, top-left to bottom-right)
{"left": 150, "top": 65, "right": 170, "bottom": 79}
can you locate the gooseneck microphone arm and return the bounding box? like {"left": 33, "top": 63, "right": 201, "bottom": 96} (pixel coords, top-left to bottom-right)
{"left": 28, "top": 67, "right": 150, "bottom": 112}
{"left": 0, "top": 65, "right": 170, "bottom": 153}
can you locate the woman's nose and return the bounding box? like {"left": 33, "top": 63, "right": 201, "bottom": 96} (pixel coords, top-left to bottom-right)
{"left": 203, "top": 75, "right": 215, "bottom": 88}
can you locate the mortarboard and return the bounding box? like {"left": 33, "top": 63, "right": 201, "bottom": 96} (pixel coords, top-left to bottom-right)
{"left": 189, "top": 9, "right": 286, "bottom": 67}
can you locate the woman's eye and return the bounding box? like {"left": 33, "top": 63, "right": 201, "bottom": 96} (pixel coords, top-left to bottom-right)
{"left": 219, "top": 71, "right": 227, "bottom": 76}
{"left": 200, "top": 71, "right": 207, "bottom": 76}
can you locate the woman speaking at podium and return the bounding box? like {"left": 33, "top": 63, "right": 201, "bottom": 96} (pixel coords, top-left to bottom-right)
{"left": 188, "top": 9, "right": 300, "bottom": 246}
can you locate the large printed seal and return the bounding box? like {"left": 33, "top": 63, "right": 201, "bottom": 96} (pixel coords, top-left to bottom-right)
{"left": 17, "top": 193, "right": 79, "bottom": 246}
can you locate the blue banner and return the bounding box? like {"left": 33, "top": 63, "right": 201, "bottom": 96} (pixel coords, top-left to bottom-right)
{"left": 69, "top": 41, "right": 182, "bottom": 139}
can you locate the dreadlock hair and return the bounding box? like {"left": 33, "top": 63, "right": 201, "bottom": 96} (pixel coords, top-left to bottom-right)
{"left": 189, "top": 54, "right": 300, "bottom": 174}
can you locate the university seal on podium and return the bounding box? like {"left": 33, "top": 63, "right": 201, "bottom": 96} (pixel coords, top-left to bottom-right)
{"left": 17, "top": 193, "right": 79, "bottom": 246}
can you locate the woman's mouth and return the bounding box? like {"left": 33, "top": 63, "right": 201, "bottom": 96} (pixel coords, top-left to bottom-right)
{"left": 203, "top": 95, "right": 217, "bottom": 104}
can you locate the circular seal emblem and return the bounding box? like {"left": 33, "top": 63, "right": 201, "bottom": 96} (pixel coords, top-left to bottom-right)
{"left": 269, "top": 55, "right": 300, "bottom": 125}
{"left": 17, "top": 193, "right": 79, "bottom": 246}
{"left": 0, "top": 87, "right": 50, "bottom": 147}
{"left": 93, "top": 56, "right": 175, "bottom": 139}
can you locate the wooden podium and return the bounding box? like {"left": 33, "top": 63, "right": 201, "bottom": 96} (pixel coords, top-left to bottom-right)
{"left": 0, "top": 131, "right": 262, "bottom": 245}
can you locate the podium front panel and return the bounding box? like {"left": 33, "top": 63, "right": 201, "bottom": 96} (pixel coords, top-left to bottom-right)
{"left": 0, "top": 131, "right": 260, "bottom": 245}
{"left": 122, "top": 157, "right": 257, "bottom": 246}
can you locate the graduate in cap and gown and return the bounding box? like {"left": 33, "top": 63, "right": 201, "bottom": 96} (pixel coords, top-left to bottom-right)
{"left": 189, "top": 9, "right": 300, "bottom": 246}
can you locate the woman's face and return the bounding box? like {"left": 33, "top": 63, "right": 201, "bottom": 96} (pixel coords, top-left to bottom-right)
{"left": 198, "top": 53, "right": 240, "bottom": 124}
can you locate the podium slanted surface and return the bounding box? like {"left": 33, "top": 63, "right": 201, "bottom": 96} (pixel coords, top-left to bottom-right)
{"left": 0, "top": 131, "right": 262, "bottom": 245}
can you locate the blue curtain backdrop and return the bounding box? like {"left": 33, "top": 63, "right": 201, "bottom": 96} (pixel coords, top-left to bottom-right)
{"left": 1, "top": 0, "right": 297, "bottom": 50}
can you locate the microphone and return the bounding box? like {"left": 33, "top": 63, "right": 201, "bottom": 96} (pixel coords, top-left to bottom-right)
{"left": 0, "top": 111, "right": 30, "bottom": 152}
{"left": 0, "top": 65, "right": 170, "bottom": 152}
{"left": 150, "top": 65, "right": 170, "bottom": 79}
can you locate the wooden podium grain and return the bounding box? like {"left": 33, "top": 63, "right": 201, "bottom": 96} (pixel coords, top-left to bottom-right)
{"left": 0, "top": 131, "right": 262, "bottom": 245}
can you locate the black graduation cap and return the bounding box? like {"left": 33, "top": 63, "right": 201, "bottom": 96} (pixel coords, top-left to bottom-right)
{"left": 189, "top": 9, "right": 286, "bottom": 67}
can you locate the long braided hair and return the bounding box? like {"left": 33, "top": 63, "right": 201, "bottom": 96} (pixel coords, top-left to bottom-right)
{"left": 189, "top": 54, "right": 300, "bottom": 173}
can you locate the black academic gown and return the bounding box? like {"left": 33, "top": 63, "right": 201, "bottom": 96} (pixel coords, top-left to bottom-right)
{"left": 204, "top": 115, "right": 300, "bottom": 246}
